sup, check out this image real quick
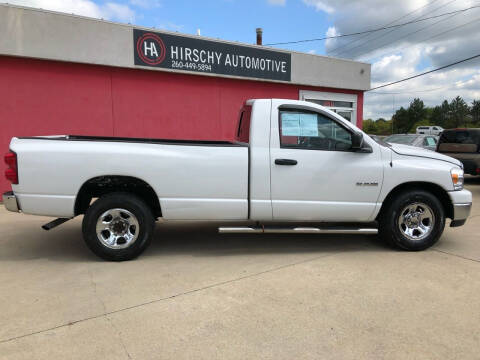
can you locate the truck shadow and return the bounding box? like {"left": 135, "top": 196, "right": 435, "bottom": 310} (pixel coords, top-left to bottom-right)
{"left": 148, "top": 222, "right": 390, "bottom": 258}
{"left": 0, "top": 219, "right": 389, "bottom": 262}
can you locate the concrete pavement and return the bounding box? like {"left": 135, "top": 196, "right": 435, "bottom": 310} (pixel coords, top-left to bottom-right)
{"left": 0, "top": 180, "right": 479, "bottom": 359}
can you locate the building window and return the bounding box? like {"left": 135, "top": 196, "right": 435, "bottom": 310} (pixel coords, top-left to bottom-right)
{"left": 299, "top": 90, "right": 357, "bottom": 125}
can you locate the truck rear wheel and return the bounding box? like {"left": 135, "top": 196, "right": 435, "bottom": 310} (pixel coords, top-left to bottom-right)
{"left": 82, "top": 192, "right": 155, "bottom": 261}
{"left": 379, "top": 190, "right": 445, "bottom": 251}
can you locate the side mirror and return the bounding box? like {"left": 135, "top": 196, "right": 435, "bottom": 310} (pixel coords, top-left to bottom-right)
{"left": 351, "top": 132, "right": 372, "bottom": 153}
{"left": 351, "top": 132, "right": 364, "bottom": 150}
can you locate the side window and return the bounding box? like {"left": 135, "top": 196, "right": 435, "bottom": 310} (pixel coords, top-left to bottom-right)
{"left": 279, "top": 110, "right": 352, "bottom": 151}
{"left": 236, "top": 105, "right": 252, "bottom": 143}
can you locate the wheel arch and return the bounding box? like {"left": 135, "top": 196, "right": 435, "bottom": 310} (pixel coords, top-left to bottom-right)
{"left": 74, "top": 175, "right": 162, "bottom": 218}
{"left": 376, "top": 182, "right": 453, "bottom": 221}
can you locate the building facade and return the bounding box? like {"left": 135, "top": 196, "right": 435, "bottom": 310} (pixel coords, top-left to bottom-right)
{"left": 0, "top": 4, "right": 370, "bottom": 193}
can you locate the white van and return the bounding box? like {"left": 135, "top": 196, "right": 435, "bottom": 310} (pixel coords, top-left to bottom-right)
{"left": 416, "top": 126, "right": 444, "bottom": 136}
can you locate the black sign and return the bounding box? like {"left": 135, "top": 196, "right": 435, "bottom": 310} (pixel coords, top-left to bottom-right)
{"left": 133, "top": 29, "right": 291, "bottom": 82}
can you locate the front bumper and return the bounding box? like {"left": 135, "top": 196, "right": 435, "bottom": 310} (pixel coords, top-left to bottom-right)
{"left": 2, "top": 191, "right": 20, "bottom": 212}
{"left": 448, "top": 189, "right": 472, "bottom": 227}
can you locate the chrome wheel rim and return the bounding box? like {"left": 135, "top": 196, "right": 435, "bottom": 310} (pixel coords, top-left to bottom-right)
{"left": 96, "top": 208, "right": 140, "bottom": 249}
{"left": 398, "top": 202, "right": 435, "bottom": 241}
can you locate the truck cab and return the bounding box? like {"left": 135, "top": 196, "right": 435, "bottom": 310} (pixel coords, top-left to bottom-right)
{"left": 243, "top": 99, "right": 383, "bottom": 222}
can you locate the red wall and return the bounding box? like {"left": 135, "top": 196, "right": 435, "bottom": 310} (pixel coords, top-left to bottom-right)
{"left": 0, "top": 56, "right": 363, "bottom": 193}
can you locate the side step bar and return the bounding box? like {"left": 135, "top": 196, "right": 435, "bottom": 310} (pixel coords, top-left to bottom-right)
{"left": 218, "top": 227, "right": 378, "bottom": 234}
{"left": 42, "top": 218, "right": 71, "bottom": 231}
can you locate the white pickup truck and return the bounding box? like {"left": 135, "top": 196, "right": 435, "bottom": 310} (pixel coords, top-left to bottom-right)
{"left": 3, "top": 99, "right": 472, "bottom": 261}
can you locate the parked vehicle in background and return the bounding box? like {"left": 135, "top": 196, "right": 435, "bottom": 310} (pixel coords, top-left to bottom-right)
{"left": 368, "top": 134, "right": 384, "bottom": 143}
{"left": 3, "top": 99, "right": 472, "bottom": 261}
{"left": 437, "top": 129, "right": 480, "bottom": 175}
{"left": 384, "top": 134, "right": 438, "bottom": 151}
{"left": 416, "top": 126, "right": 444, "bottom": 136}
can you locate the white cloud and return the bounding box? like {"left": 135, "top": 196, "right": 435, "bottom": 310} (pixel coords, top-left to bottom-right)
{"left": 267, "top": 0, "right": 286, "bottom": 5}
{"left": 364, "top": 64, "right": 480, "bottom": 119}
{"left": 302, "top": 0, "right": 334, "bottom": 14}
{"left": 103, "top": 2, "right": 135, "bottom": 22}
{"left": 129, "top": 0, "right": 161, "bottom": 9}
{"left": 306, "top": 0, "right": 480, "bottom": 119}
{"left": 371, "top": 47, "right": 422, "bottom": 83}
{"left": 456, "top": 74, "right": 480, "bottom": 90}
{"left": 324, "top": 26, "right": 337, "bottom": 48}
{"left": 1, "top": 0, "right": 136, "bottom": 22}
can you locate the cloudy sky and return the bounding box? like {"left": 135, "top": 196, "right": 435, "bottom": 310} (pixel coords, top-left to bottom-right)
{"left": 2, "top": 0, "right": 480, "bottom": 119}
{"left": 315, "top": 0, "right": 480, "bottom": 119}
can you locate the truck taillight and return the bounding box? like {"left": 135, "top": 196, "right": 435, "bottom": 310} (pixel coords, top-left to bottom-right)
{"left": 4, "top": 151, "right": 18, "bottom": 184}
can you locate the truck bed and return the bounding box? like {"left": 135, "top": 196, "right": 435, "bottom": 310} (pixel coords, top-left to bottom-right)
{"left": 10, "top": 136, "right": 249, "bottom": 219}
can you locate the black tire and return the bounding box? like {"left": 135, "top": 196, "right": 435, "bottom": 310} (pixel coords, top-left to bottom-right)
{"left": 82, "top": 192, "right": 155, "bottom": 261}
{"left": 379, "top": 190, "right": 445, "bottom": 251}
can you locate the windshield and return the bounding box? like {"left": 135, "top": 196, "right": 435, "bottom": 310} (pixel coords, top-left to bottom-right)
{"left": 384, "top": 135, "right": 417, "bottom": 145}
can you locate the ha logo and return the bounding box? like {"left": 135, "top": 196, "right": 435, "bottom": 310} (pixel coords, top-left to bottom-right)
{"left": 136, "top": 33, "right": 166, "bottom": 65}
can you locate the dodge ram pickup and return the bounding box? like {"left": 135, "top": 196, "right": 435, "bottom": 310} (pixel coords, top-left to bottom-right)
{"left": 3, "top": 99, "right": 472, "bottom": 261}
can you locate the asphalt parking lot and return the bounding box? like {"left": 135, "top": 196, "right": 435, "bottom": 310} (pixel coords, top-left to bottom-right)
{"left": 0, "top": 180, "right": 479, "bottom": 360}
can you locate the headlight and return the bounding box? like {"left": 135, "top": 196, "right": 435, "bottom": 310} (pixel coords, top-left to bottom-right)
{"left": 451, "top": 168, "right": 464, "bottom": 190}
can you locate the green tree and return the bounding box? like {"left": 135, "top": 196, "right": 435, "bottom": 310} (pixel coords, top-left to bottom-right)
{"left": 365, "top": 96, "right": 480, "bottom": 133}
{"left": 375, "top": 118, "right": 393, "bottom": 135}
{"left": 362, "top": 119, "right": 377, "bottom": 134}
{"left": 412, "top": 118, "right": 430, "bottom": 130}
{"left": 361, "top": 118, "right": 393, "bottom": 135}
{"left": 391, "top": 106, "right": 409, "bottom": 133}
{"left": 391, "top": 99, "right": 427, "bottom": 133}
{"left": 430, "top": 105, "right": 442, "bottom": 126}
{"left": 449, "top": 96, "right": 469, "bottom": 128}
{"left": 449, "top": 96, "right": 470, "bottom": 127}
{"left": 425, "top": 107, "right": 434, "bottom": 124}
{"left": 471, "top": 100, "right": 480, "bottom": 126}
{"left": 435, "top": 100, "right": 452, "bottom": 128}
{"left": 407, "top": 98, "right": 427, "bottom": 132}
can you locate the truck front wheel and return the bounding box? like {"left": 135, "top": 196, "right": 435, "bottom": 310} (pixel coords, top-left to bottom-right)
{"left": 82, "top": 192, "right": 155, "bottom": 261}
{"left": 379, "top": 190, "right": 445, "bottom": 251}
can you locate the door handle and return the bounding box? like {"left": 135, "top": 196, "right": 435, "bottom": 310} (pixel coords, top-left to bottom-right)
{"left": 275, "top": 159, "right": 298, "bottom": 166}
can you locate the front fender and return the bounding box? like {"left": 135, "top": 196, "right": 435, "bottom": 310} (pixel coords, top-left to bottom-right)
{"left": 379, "top": 153, "right": 456, "bottom": 203}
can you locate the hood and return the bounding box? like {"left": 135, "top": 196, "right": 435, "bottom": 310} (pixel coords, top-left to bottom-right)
{"left": 389, "top": 143, "right": 462, "bottom": 167}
